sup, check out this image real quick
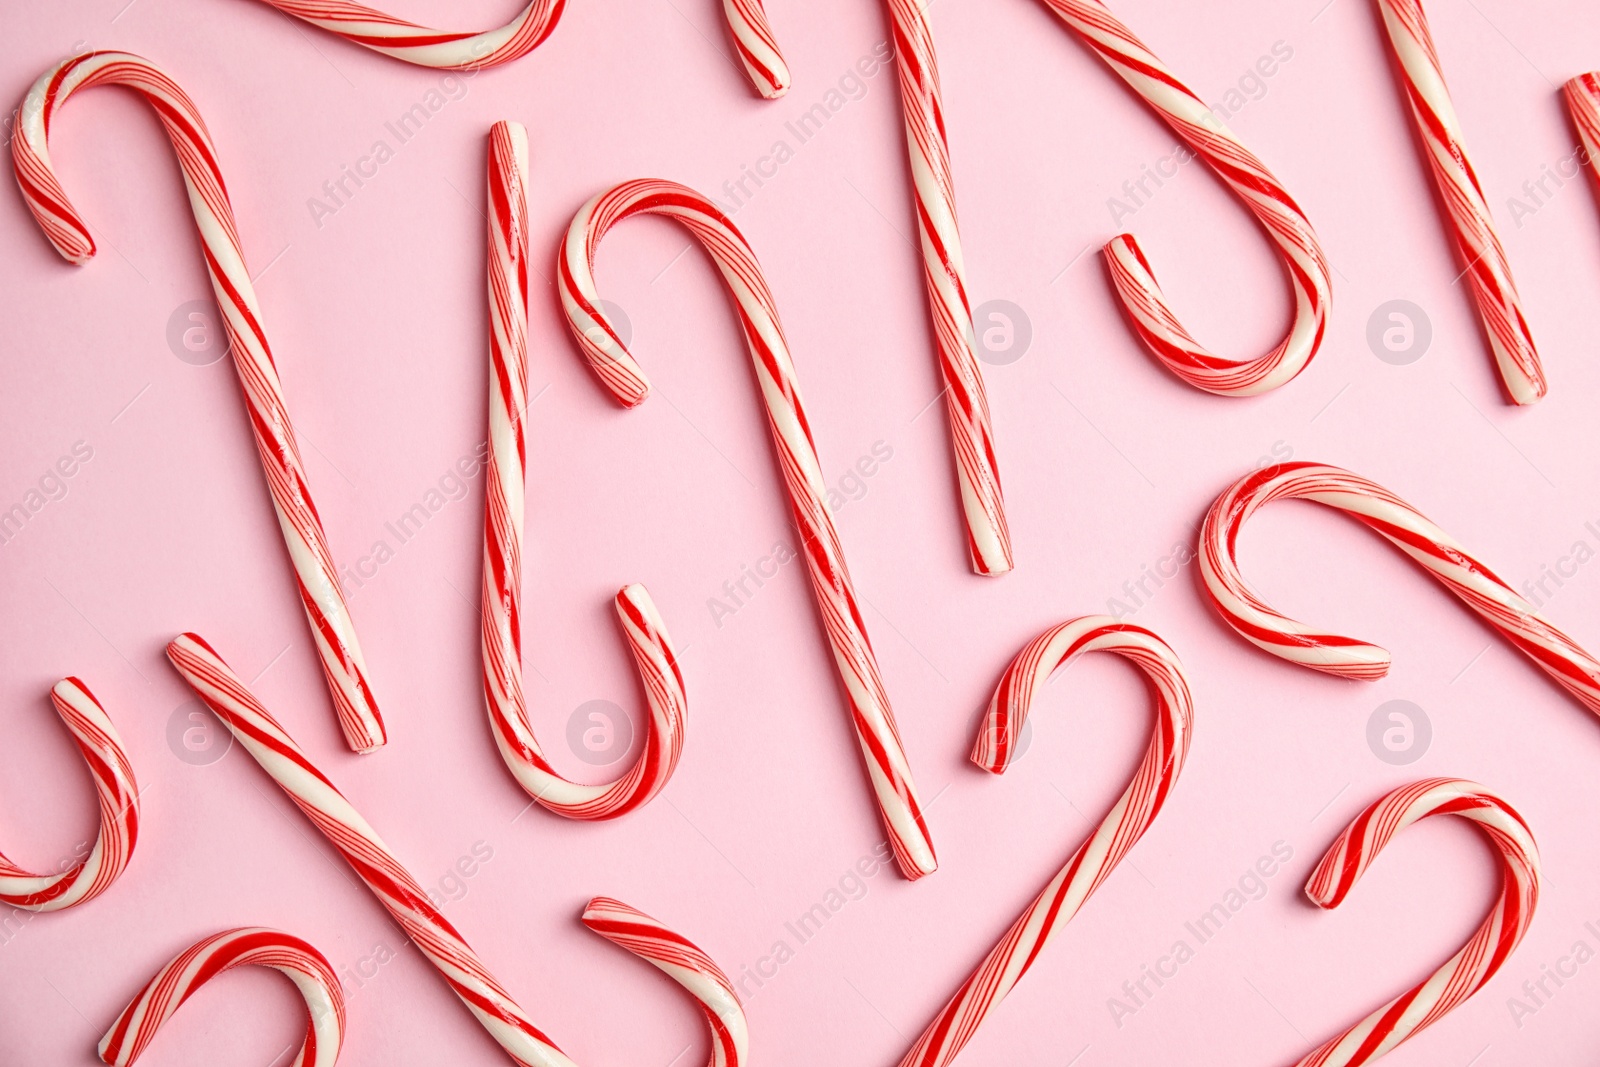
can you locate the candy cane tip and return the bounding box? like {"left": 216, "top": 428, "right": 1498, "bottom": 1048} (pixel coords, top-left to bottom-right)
{"left": 51, "top": 676, "right": 90, "bottom": 700}
{"left": 968, "top": 730, "right": 1011, "bottom": 774}
{"left": 166, "top": 632, "right": 219, "bottom": 668}
{"left": 1303, "top": 879, "right": 1339, "bottom": 910}
{"left": 1509, "top": 380, "right": 1547, "bottom": 406}
{"left": 614, "top": 583, "right": 658, "bottom": 616}
{"left": 498, "top": 119, "right": 530, "bottom": 156}
{"left": 974, "top": 556, "right": 1014, "bottom": 578}
{"left": 579, "top": 896, "right": 620, "bottom": 924}
{"left": 1103, "top": 232, "right": 1150, "bottom": 272}
{"left": 618, "top": 381, "right": 652, "bottom": 407}
{"left": 757, "top": 71, "right": 791, "bottom": 99}
{"left": 1297, "top": 645, "right": 1393, "bottom": 680}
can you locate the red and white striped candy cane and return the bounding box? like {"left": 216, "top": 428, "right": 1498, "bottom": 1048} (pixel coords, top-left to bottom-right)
{"left": 1376, "top": 0, "right": 1544, "bottom": 404}
{"left": 1292, "top": 778, "right": 1538, "bottom": 1066}
{"left": 725, "top": 0, "right": 790, "bottom": 99}
{"left": 248, "top": 0, "right": 565, "bottom": 69}
{"left": 1198, "top": 462, "right": 1600, "bottom": 714}
{"left": 13, "top": 52, "right": 386, "bottom": 754}
{"left": 882, "top": 0, "right": 1013, "bottom": 576}
{"left": 582, "top": 897, "right": 748, "bottom": 1067}
{"left": 558, "top": 180, "right": 938, "bottom": 880}
{"left": 99, "top": 927, "right": 345, "bottom": 1067}
{"left": 1041, "top": 0, "right": 1331, "bottom": 396}
{"left": 166, "top": 634, "right": 577, "bottom": 1067}
{"left": 0, "top": 679, "right": 139, "bottom": 911}
{"left": 1565, "top": 73, "right": 1600, "bottom": 189}
{"left": 481, "top": 124, "right": 685, "bottom": 819}
{"left": 250, "top": 0, "right": 787, "bottom": 96}
{"left": 898, "top": 616, "right": 1193, "bottom": 1067}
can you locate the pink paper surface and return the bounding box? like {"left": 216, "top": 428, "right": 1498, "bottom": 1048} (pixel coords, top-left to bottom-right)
{"left": 4, "top": 0, "right": 1600, "bottom": 1063}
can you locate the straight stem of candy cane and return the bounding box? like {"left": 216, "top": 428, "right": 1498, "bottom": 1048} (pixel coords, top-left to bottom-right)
{"left": 248, "top": 0, "right": 566, "bottom": 69}
{"left": 166, "top": 634, "right": 577, "bottom": 1067}
{"left": 1198, "top": 461, "right": 1600, "bottom": 714}
{"left": 480, "top": 123, "right": 686, "bottom": 818}
{"left": 898, "top": 617, "right": 1193, "bottom": 1067}
{"left": 99, "top": 928, "right": 345, "bottom": 1067}
{"left": 1375, "top": 0, "right": 1544, "bottom": 404}
{"left": 882, "top": 0, "right": 1013, "bottom": 576}
{"left": 558, "top": 179, "right": 938, "bottom": 879}
{"left": 1040, "top": 0, "right": 1330, "bottom": 395}
{"left": 1564, "top": 73, "right": 1600, "bottom": 192}
{"left": 1292, "top": 778, "right": 1538, "bottom": 1067}
{"left": 724, "top": 0, "right": 790, "bottom": 98}
{"left": 582, "top": 897, "right": 748, "bottom": 1067}
{"left": 0, "top": 679, "right": 139, "bottom": 911}
{"left": 13, "top": 52, "right": 385, "bottom": 753}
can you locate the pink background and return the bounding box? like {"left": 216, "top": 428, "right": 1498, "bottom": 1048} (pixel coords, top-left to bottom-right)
{"left": 4, "top": 0, "right": 1600, "bottom": 1063}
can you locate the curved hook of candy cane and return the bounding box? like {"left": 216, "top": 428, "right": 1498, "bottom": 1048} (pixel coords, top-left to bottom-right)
{"left": 557, "top": 179, "right": 938, "bottom": 880}
{"left": 582, "top": 898, "right": 748, "bottom": 1067}
{"left": 1039, "top": 0, "right": 1331, "bottom": 396}
{"left": 166, "top": 634, "right": 580, "bottom": 1067}
{"left": 0, "top": 679, "right": 139, "bottom": 912}
{"left": 1565, "top": 73, "right": 1600, "bottom": 192}
{"left": 898, "top": 616, "right": 1194, "bottom": 1067}
{"left": 12, "top": 52, "right": 386, "bottom": 754}
{"left": 247, "top": 0, "right": 565, "bottom": 70}
{"left": 482, "top": 124, "right": 685, "bottom": 820}
{"left": 1198, "top": 461, "right": 1600, "bottom": 715}
{"left": 1290, "top": 779, "right": 1539, "bottom": 1067}
{"left": 968, "top": 615, "right": 1192, "bottom": 775}
{"left": 725, "top": 0, "right": 791, "bottom": 99}
{"left": 1376, "top": 1, "right": 1542, "bottom": 405}
{"left": 98, "top": 928, "right": 345, "bottom": 1067}
{"left": 249, "top": 0, "right": 787, "bottom": 96}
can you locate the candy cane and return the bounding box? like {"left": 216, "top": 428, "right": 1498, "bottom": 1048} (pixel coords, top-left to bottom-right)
{"left": 882, "top": 0, "right": 1013, "bottom": 576}
{"left": 481, "top": 124, "right": 685, "bottom": 819}
{"left": 13, "top": 52, "right": 386, "bottom": 754}
{"left": 248, "top": 0, "right": 788, "bottom": 96}
{"left": 1565, "top": 73, "right": 1600, "bottom": 190}
{"left": 0, "top": 679, "right": 139, "bottom": 912}
{"left": 1198, "top": 462, "right": 1600, "bottom": 714}
{"left": 167, "top": 634, "right": 576, "bottom": 1067}
{"left": 247, "top": 0, "right": 565, "bottom": 69}
{"left": 1291, "top": 778, "right": 1538, "bottom": 1066}
{"left": 581, "top": 897, "right": 747, "bottom": 1067}
{"left": 725, "top": 0, "right": 790, "bottom": 99}
{"left": 559, "top": 179, "right": 938, "bottom": 880}
{"left": 1375, "top": 0, "right": 1544, "bottom": 404}
{"left": 1040, "top": 0, "right": 1331, "bottom": 396}
{"left": 99, "top": 927, "right": 344, "bottom": 1067}
{"left": 898, "top": 616, "right": 1193, "bottom": 1067}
